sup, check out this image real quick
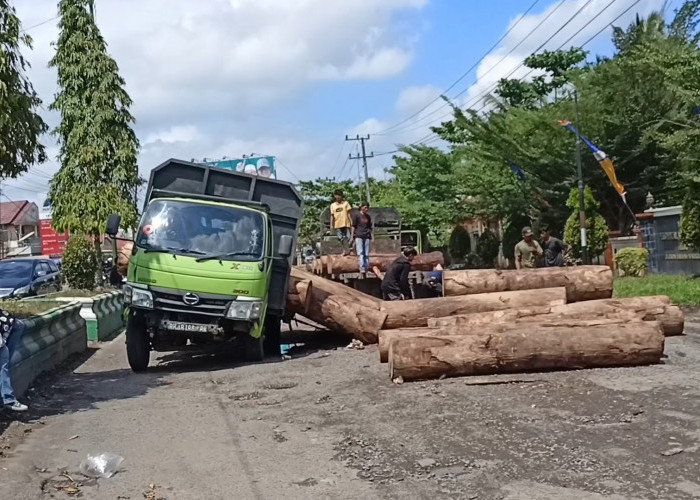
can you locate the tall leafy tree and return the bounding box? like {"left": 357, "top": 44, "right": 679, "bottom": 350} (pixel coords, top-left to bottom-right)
{"left": 0, "top": 1, "right": 47, "bottom": 177}
{"left": 49, "top": 0, "right": 141, "bottom": 255}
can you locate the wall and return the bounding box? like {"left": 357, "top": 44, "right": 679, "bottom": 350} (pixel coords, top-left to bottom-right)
{"left": 640, "top": 206, "right": 700, "bottom": 275}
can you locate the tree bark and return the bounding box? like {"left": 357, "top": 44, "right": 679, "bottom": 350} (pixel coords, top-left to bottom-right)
{"left": 117, "top": 241, "right": 133, "bottom": 276}
{"left": 388, "top": 322, "right": 664, "bottom": 381}
{"left": 379, "top": 317, "right": 637, "bottom": 363}
{"left": 324, "top": 251, "right": 444, "bottom": 275}
{"left": 288, "top": 268, "right": 385, "bottom": 344}
{"left": 380, "top": 287, "right": 567, "bottom": 330}
{"left": 285, "top": 277, "right": 313, "bottom": 318}
{"left": 443, "top": 265, "right": 613, "bottom": 302}
{"left": 426, "top": 296, "right": 684, "bottom": 337}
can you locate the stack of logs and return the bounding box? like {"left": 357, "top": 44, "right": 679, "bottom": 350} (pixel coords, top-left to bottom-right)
{"left": 287, "top": 264, "right": 684, "bottom": 382}
{"left": 311, "top": 251, "right": 444, "bottom": 276}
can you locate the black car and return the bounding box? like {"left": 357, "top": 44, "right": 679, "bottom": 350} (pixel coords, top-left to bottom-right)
{"left": 0, "top": 258, "right": 63, "bottom": 299}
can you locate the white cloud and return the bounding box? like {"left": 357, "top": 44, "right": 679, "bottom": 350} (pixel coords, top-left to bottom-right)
{"left": 350, "top": 0, "right": 668, "bottom": 159}
{"left": 144, "top": 125, "right": 202, "bottom": 146}
{"left": 3, "top": 0, "right": 427, "bottom": 203}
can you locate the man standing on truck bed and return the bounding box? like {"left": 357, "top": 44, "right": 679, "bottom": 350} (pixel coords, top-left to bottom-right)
{"left": 351, "top": 202, "right": 372, "bottom": 274}
{"left": 330, "top": 190, "right": 352, "bottom": 256}
{"left": 381, "top": 246, "right": 417, "bottom": 300}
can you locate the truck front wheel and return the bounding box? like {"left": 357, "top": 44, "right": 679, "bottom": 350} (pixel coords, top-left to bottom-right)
{"left": 263, "top": 317, "right": 282, "bottom": 356}
{"left": 244, "top": 334, "right": 264, "bottom": 362}
{"left": 126, "top": 315, "right": 151, "bottom": 372}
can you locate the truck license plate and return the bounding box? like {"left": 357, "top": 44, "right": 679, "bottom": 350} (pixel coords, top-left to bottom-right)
{"left": 164, "top": 321, "right": 209, "bottom": 333}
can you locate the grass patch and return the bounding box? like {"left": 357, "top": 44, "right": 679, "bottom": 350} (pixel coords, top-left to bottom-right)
{"left": 0, "top": 300, "right": 64, "bottom": 318}
{"left": 614, "top": 274, "right": 700, "bottom": 305}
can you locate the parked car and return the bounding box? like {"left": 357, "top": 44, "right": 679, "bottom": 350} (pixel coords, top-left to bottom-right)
{"left": 0, "top": 257, "right": 63, "bottom": 299}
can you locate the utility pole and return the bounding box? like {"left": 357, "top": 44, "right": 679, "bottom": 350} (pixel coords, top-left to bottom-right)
{"left": 346, "top": 134, "right": 373, "bottom": 204}
{"left": 574, "top": 90, "right": 589, "bottom": 265}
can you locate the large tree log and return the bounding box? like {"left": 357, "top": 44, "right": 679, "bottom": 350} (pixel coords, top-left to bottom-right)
{"left": 324, "top": 251, "right": 444, "bottom": 275}
{"left": 379, "top": 317, "right": 638, "bottom": 363}
{"left": 288, "top": 268, "right": 385, "bottom": 344}
{"left": 427, "top": 296, "right": 684, "bottom": 337}
{"left": 285, "top": 277, "right": 313, "bottom": 318}
{"left": 443, "top": 265, "right": 613, "bottom": 302}
{"left": 380, "top": 287, "right": 567, "bottom": 330}
{"left": 388, "top": 322, "right": 664, "bottom": 381}
{"left": 116, "top": 241, "right": 133, "bottom": 276}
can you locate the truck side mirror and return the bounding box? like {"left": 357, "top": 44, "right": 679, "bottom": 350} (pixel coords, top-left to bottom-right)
{"left": 278, "top": 235, "right": 293, "bottom": 258}
{"left": 106, "top": 214, "right": 121, "bottom": 237}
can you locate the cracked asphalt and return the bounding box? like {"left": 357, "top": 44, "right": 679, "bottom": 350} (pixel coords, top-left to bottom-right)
{"left": 1, "top": 311, "right": 700, "bottom": 499}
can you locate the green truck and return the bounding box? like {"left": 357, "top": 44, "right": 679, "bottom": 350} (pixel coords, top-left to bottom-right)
{"left": 107, "top": 159, "right": 302, "bottom": 372}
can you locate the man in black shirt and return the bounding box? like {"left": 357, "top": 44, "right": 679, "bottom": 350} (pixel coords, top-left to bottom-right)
{"left": 381, "top": 247, "right": 418, "bottom": 300}
{"left": 351, "top": 202, "right": 372, "bottom": 273}
{"left": 540, "top": 226, "right": 571, "bottom": 267}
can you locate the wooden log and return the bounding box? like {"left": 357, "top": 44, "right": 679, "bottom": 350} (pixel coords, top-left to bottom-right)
{"left": 116, "top": 241, "right": 133, "bottom": 276}
{"left": 427, "top": 296, "right": 684, "bottom": 337}
{"left": 388, "top": 322, "right": 664, "bottom": 381}
{"left": 379, "top": 317, "right": 636, "bottom": 363}
{"left": 443, "top": 265, "right": 613, "bottom": 302}
{"left": 288, "top": 268, "right": 385, "bottom": 344}
{"left": 380, "top": 287, "right": 567, "bottom": 330}
{"left": 324, "top": 251, "right": 444, "bottom": 276}
{"left": 285, "top": 277, "right": 313, "bottom": 317}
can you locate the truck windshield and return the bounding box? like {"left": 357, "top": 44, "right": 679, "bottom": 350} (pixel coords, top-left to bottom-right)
{"left": 136, "top": 200, "right": 265, "bottom": 261}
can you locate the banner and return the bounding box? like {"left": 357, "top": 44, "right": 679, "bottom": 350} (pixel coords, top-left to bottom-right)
{"left": 201, "top": 156, "right": 276, "bottom": 178}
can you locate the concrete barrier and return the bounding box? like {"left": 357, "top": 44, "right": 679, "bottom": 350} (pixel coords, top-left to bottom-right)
{"left": 10, "top": 302, "right": 87, "bottom": 397}
{"left": 55, "top": 291, "right": 124, "bottom": 342}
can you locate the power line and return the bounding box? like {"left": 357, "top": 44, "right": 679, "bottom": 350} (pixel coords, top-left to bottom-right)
{"left": 377, "top": 0, "right": 577, "bottom": 138}
{"left": 346, "top": 135, "right": 373, "bottom": 203}
{"left": 327, "top": 141, "right": 347, "bottom": 179}
{"left": 274, "top": 158, "right": 301, "bottom": 183}
{"left": 400, "top": 0, "right": 641, "bottom": 149}
{"left": 373, "top": 0, "right": 543, "bottom": 136}
{"left": 22, "top": 16, "right": 59, "bottom": 33}
{"left": 394, "top": 0, "right": 632, "bottom": 147}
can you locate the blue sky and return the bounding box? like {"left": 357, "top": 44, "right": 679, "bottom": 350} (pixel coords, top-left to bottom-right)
{"left": 6, "top": 0, "right": 686, "bottom": 206}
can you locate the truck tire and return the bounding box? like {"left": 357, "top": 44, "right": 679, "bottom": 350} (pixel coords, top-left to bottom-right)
{"left": 263, "top": 317, "right": 282, "bottom": 356}
{"left": 245, "top": 334, "right": 264, "bottom": 362}
{"left": 126, "top": 315, "right": 150, "bottom": 372}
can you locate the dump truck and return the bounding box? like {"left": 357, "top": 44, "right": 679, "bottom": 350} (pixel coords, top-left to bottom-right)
{"left": 107, "top": 159, "right": 302, "bottom": 372}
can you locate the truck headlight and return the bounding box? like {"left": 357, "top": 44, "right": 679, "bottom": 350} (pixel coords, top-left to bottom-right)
{"left": 226, "top": 300, "right": 262, "bottom": 320}
{"left": 130, "top": 287, "right": 153, "bottom": 309}
{"left": 13, "top": 285, "right": 30, "bottom": 297}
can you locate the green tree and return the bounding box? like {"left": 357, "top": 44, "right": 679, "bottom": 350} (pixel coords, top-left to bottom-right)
{"left": 48, "top": 0, "right": 141, "bottom": 262}
{"left": 564, "top": 187, "right": 609, "bottom": 260}
{"left": 0, "top": 1, "right": 47, "bottom": 177}
{"left": 385, "top": 145, "right": 460, "bottom": 246}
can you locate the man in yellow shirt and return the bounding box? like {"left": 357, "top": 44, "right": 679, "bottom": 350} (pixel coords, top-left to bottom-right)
{"left": 330, "top": 190, "right": 352, "bottom": 255}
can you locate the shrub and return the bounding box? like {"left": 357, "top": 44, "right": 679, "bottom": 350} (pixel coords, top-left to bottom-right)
{"left": 448, "top": 225, "right": 471, "bottom": 263}
{"left": 614, "top": 247, "right": 649, "bottom": 277}
{"left": 476, "top": 230, "right": 500, "bottom": 268}
{"left": 62, "top": 236, "right": 100, "bottom": 290}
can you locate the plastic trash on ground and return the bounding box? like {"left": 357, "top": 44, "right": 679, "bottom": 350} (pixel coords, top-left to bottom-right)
{"left": 79, "top": 452, "right": 124, "bottom": 478}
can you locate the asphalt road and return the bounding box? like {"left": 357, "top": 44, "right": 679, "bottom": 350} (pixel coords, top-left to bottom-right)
{"left": 1, "top": 312, "right": 700, "bottom": 499}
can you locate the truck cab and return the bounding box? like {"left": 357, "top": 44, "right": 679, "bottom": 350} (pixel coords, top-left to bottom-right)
{"left": 111, "top": 159, "right": 302, "bottom": 372}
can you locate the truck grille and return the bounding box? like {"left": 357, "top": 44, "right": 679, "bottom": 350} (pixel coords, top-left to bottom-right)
{"left": 151, "top": 287, "right": 232, "bottom": 317}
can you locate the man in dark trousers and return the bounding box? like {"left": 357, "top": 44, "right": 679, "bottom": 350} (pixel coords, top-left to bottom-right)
{"left": 351, "top": 202, "right": 372, "bottom": 274}
{"left": 381, "top": 247, "right": 418, "bottom": 301}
